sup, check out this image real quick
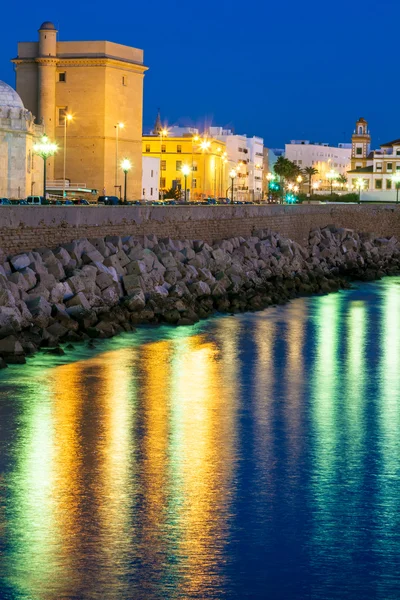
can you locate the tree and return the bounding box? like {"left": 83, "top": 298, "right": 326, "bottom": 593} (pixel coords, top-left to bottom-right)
{"left": 337, "top": 174, "right": 348, "bottom": 188}
{"left": 303, "top": 166, "right": 319, "bottom": 195}
{"left": 274, "top": 157, "right": 301, "bottom": 185}
{"left": 163, "top": 187, "right": 181, "bottom": 200}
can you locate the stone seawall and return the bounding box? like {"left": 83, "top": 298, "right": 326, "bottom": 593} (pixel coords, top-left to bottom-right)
{"left": 1, "top": 204, "right": 400, "bottom": 256}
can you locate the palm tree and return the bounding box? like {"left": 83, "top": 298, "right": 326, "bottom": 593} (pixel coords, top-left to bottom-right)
{"left": 303, "top": 166, "right": 319, "bottom": 195}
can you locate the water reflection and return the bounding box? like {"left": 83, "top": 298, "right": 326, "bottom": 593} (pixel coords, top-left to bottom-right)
{"left": 1, "top": 279, "right": 400, "bottom": 599}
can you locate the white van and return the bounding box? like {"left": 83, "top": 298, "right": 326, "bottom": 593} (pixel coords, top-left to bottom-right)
{"left": 26, "top": 196, "right": 47, "bottom": 205}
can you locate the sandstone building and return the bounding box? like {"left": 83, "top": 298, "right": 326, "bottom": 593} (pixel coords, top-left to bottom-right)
{"left": 12, "top": 22, "right": 147, "bottom": 198}
{"left": 0, "top": 80, "right": 44, "bottom": 199}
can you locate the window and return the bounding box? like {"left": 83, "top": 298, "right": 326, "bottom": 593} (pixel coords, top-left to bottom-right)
{"left": 387, "top": 179, "right": 392, "bottom": 190}
{"left": 396, "top": 149, "right": 400, "bottom": 156}
{"left": 358, "top": 126, "right": 363, "bottom": 134}
{"left": 356, "top": 147, "right": 362, "bottom": 155}
{"left": 397, "top": 163, "right": 400, "bottom": 172}
{"left": 176, "top": 160, "right": 182, "bottom": 171}
{"left": 57, "top": 106, "right": 68, "bottom": 126}
{"left": 161, "top": 144, "right": 166, "bottom": 153}
{"left": 151, "top": 170, "right": 153, "bottom": 177}
{"left": 177, "top": 145, "right": 182, "bottom": 153}
{"left": 293, "top": 160, "right": 297, "bottom": 164}
{"left": 160, "top": 177, "right": 166, "bottom": 188}
{"left": 192, "top": 179, "right": 197, "bottom": 188}
{"left": 387, "top": 162, "right": 393, "bottom": 172}
{"left": 161, "top": 160, "right": 166, "bottom": 170}
{"left": 192, "top": 162, "right": 198, "bottom": 171}
{"left": 145, "top": 144, "right": 150, "bottom": 153}
{"left": 298, "top": 160, "right": 302, "bottom": 165}
{"left": 150, "top": 187, "right": 153, "bottom": 196}
{"left": 122, "top": 75, "right": 127, "bottom": 86}
{"left": 143, "top": 188, "right": 145, "bottom": 196}
{"left": 376, "top": 162, "right": 382, "bottom": 170}
{"left": 375, "top": 179, "right": 382, "bottom": 189}
{"left": 58, "top": 72, "right": 66, "bottom": 82}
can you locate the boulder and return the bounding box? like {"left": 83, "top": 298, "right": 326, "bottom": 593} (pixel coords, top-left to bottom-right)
{"left": 10, "top": 254, "right": 30, "bottom": 271}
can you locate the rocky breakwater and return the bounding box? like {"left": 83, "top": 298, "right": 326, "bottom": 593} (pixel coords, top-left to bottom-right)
{"left": 0, "top": 226, "right": 400, "bottom": 366}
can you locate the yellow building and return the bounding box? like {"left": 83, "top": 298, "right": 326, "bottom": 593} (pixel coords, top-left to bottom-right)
{"left": 142, "top": 131, "right": 228, "bottom": 200}
{"left": 12, "top": 21, "right": 147, "bottom": 199}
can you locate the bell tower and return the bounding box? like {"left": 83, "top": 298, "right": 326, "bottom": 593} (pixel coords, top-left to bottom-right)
{"left": 351, "top": 117, "right": 371, "bottom": 170}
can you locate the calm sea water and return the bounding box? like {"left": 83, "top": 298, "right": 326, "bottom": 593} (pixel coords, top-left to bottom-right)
{"left": 1, "top": 279, "right": 400, "bottom": 600}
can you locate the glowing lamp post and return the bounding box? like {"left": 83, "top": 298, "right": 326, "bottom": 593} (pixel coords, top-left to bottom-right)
{"left": 63, "top": 113, "right": 73, "bottom": 199}
{"left": 160, "top": 128, "right": 168, "bottom": 201}
{"left": 229, "top": 169, "right": 236, "bottom": 204}
{"left": 326, "top": 170, "right": 338, "bottom": 195}
{"left": 181, "top": 164, "right": 191, "bottom": 203}
{"left": 296, "top": 175, "right": 303, "bottom": 190}
{"left": 121, "top": 158, "right": 132, "bottom": 204}
{"left": 391, "top": 174, "right": 400, "bottom": 203}
{"left": 355, "top": 178, "right": 364, "bottom": 203}
{"left": 33, "top": 135, "right": 58, "bottom": 201}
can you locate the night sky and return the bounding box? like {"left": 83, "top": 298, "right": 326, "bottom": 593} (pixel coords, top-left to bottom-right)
{"left": 0, "top": 0, "right": 398, "bottom": 148}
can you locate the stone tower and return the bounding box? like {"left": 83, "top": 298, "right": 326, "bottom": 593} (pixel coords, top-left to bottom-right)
{"left": 37, "top": 21, "right": 58, "bottom": 179}
{"left": 13, "top": 22, "right": 147, "bottom": 199}
{"left": 351, "top": 118, "right": 371, "bottom": 170}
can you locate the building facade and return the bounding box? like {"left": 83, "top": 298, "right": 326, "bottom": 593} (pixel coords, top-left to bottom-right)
{"left": 285, "top": 140, "right": 351, "bottom": 182}
{"left": 142, "top": 132, "right": 227, "bottom": 200}
{"left": 142, "top": 156, "right": 160, "bottom": 201}
{"left": 0, "top": 80, "right": 44, "bottom": 199}
{"left": 208, "top": 127, "right": 264, "bottom": 201}
{"left": 348, "top": 119, "right": 400, "bottom": 199}
{"left": 12, "top": 21, "right": 147, "bottom": 199}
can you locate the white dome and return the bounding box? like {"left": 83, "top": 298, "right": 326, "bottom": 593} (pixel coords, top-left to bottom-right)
{"left": 0, "top": 81, "right": 24, "bottom": 109}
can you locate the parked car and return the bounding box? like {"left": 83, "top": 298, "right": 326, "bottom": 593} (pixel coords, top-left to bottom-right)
{"left": 0, "top": 198, "right": 12, "bottom": 205}
{"left": 73, "top": 198, "right": 90, "bottom": 205}
{"left": 26, "top": 195, "right": 47, "bottom": 205}
{"left": 18, "top": 199, "right": 28, "bottom": 205}
{"left": 98, "top": 195, "right": 120, "bottom": 205}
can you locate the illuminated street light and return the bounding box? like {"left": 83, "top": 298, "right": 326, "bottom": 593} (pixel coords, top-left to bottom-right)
{"left": 121, "top": 158, "right": 132, "bottom": 204}
{"left": 33, "top": 135, "right": 58, "bottom": 201}
{"left": 293, "top": 185, "right": 299, "bottom": 193}
{"left": 159, "top": 127, "right": 168, "bottom": 200}
{"left": 229, "top": 169, "right": 237, "bottom": 204}
{"left": 391, "top": 173, "right": 400, "bottom": 203}
{"left": 296, "top": 175, "right": 303, "bottom": 184}
{"left": 63, "top": 113, "right": 73, "bottom": 199}
{"left": 266, "top": 172, "right": 275, "bottom": 181}
{"left": 355, "top": 177, "right": 364, "bottom": 204}
{"left": 115, "top": 122, "right": 124, "bottom": 199}
{"left": 326, "top": 169, "right": 338, "bottom": 195}
{"left": 181, "top": 164, "right": 191, "bottom": 203}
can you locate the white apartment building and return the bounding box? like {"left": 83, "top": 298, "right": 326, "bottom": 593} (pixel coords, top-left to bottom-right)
{"left": 142, "top": 156, "right": 160, "bottom": 201}
{"left": 285, "top": 140, "right": 351, "bottom": 180}
{"left": 209, "top": 127, "right": 264, "bottom": 201}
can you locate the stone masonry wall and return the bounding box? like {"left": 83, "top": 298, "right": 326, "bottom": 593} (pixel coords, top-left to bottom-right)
{"left": 1, "top": 204, "right": 400, "bottom": 256}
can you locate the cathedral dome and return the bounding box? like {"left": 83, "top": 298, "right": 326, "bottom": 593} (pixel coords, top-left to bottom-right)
{"left": 0, "top": 81, "right": 24, "bottom": 109}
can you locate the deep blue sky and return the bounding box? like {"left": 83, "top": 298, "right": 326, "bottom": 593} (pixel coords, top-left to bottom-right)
{"left": 1, "top": 0, "right": 398, "bottom": 147}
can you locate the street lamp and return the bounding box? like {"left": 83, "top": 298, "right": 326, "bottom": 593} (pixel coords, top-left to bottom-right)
{"left": 121, "top": 158, "right": 132, "bottom": 204}
{"left": 296, "top": 175, "right": 303, "bottom": 186}
{"left": 229, "top": 168, "right": 236, "bottom": 204}
{"left": 63, "top": 113, "right": 73, "bottom": 199}
{"left": 355, "top": 177, "right": 364, "bottom": 203}
{"left": 391, "top": 173, "right": 400, "bottom": 203}
{"left": 115, "top": 122, "right": 124, "bottom": 199}
{"left": 159, "top": 127, "right": 168, "bottom": 201}
{"left": 200, "top": 139, "right": 211, "bottom": 198}
{"left": 326, "top": 170, "right": 338, "bottom": 195}
{"left": 181, "top": 164, "right": 191, "bottom": 203}
{"left": 33, "top": 135, "right": 58, "bottom": 202}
